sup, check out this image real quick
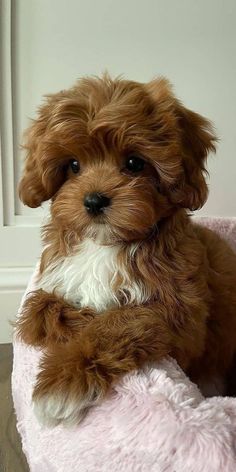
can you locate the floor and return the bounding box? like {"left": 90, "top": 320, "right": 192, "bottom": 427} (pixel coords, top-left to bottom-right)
{"left": 0, "top": 344, "right": 29, "bottom": 472}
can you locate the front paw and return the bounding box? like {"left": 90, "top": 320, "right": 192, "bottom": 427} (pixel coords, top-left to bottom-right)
{"left": 32, "top": 348, "right": 109, "bottom": 426}
{"left": 16, "top": 290, "right": 94, "bottom": 347}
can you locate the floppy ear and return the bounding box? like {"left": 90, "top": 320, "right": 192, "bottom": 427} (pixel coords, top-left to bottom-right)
{"left": 19, "top": 94, "right": 67, "bottom": 208}
{"left": 146, "top": 78, "right": 217, "bottom": 211}
{"left": 172, "top": 102, "right": 217, "bottom": 211}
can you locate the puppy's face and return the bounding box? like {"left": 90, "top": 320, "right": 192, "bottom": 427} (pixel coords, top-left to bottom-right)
{"left": 19, "top": 76, "right": 216, "bottom": 245}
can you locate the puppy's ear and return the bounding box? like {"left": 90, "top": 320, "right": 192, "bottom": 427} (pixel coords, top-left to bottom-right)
{"left": 174, "top": 102, "right": 217, "bottom": 210}
{"left": 146, "top": 78, "right": 217, "bottom": 211}
{"left": 19, "top": 94, "right": 67, "bottom": 208}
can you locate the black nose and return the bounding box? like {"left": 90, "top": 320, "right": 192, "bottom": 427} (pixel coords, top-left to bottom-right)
{"left": 84, "top": 193, "right": 110, "bottom": 215}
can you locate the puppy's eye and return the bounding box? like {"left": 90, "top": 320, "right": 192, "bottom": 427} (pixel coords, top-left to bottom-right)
{"left": 69, "top": 159, "right": 80, "bottom": 174}
{"left": 125, "top": 155, "right": 145, "bottom": 173}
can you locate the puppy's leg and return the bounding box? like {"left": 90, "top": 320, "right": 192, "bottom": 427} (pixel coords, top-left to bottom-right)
{"left": 33, "top": 302, "right": 207, "bottom": 425}
{"left": 15, "top": 289, "right": 95, "bottom": 347}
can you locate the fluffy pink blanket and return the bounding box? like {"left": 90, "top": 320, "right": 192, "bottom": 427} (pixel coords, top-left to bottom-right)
{"left": 12, "top": 217, "right": 236, "bottom": 472}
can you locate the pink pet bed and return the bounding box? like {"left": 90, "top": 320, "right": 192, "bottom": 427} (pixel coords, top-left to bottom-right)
{"left": 12, "top": 217, "right": 236, "bottom": 472}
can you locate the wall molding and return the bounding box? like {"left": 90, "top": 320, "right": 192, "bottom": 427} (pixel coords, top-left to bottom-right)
{"left": 0, "top": 267, "right": 33, "bottom": 291}
{"left": 0, "top": 0, "right": 16, "bottom": 226}
{"left": 0, "top": 0, "right": 43, "bottom": 228}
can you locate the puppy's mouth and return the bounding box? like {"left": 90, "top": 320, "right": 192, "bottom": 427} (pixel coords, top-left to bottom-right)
{"left": 89, "top": 214, "right": 107, "bottom": 224}
{"left": 84, "top": 220, "right": 113, "bottom": 244}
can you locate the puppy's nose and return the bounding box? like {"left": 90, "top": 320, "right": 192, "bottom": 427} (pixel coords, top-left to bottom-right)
{"left": 84, "top": 192, "right": 110, "bottom": 215}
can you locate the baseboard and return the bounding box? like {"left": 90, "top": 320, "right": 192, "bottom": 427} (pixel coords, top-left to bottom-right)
{"left": 0, "top": 267, "right": 33, "bottom": 343}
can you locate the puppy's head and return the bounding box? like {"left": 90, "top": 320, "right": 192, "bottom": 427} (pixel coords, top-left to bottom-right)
{"left": 19, "top": 75, "right": 216, "bottom": 244}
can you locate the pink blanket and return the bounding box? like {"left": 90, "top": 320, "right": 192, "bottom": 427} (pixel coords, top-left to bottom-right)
{"left": 12, "top": 217, "right": 236, "bottom": 472}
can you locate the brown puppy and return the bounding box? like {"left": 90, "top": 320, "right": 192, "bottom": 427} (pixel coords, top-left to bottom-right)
{"left": 16, "top": 75, "right": 236, "bottom": 426}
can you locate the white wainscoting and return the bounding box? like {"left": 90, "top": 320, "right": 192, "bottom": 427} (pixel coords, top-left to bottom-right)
{"left": 0, "top": 1, "right": 41, "bottom": 342}
{"left": 0, "top": 268, "right": 33, "bottom": 342}
{"left": 0, "top": 268, "right": 34, "bottom": 342}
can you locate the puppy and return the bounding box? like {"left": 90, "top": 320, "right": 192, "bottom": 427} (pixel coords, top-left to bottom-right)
{"left": 16, "top": 75, "right": 236, "bottom": 426}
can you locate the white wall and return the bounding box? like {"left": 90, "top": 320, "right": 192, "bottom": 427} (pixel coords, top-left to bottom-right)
{"left": 0, "top": 0, "right": 236, "bottom": 342}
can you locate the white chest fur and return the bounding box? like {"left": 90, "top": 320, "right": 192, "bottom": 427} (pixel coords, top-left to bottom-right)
{"left": 39, "top": 239, "right": 147, "bottom": 312}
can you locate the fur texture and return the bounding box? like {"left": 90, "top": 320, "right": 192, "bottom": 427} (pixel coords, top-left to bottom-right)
{"left": 16, "top": 74, "right": 236, "bottom": 426}
{"left": 38, "top": 238, "right": 147, "bottom": 311}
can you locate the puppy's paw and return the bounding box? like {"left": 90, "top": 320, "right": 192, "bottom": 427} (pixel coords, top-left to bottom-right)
{"left": 32, "top": 350, "right": 107, "bottom": 426}
{"left": 16, "top": 289, "right": 95, "bottom": 347}
{"left": 33, "top": 390, "right": 91, "bottom": 426}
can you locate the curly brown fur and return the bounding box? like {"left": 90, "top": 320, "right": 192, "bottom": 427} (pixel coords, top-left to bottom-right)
{"left": 16, "top": 74, "right": 236, "bottom": 425}
{"left": 16, "top": 289, "right": 95, "bottom": 347}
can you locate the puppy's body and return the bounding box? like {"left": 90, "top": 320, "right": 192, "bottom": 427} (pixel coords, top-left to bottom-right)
{"left": 38, "top": 211, "right": 236, "bottom": 382}
{"left": 16, "top": 75, "right": 236, "bottom": 425}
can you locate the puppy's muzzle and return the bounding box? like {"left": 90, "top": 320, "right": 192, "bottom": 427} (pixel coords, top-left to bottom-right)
{"left": 84, "top": 192, "right": 110, "bottom": 216}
